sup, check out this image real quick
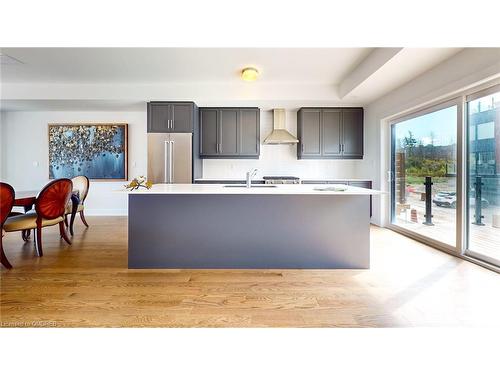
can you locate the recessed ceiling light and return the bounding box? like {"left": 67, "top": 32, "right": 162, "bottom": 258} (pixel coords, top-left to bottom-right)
{"left": 0, "top": 53, "right": 24, "bottom": 65}
{"left": 241, "top": 67, "right": 259, "bottom": 82}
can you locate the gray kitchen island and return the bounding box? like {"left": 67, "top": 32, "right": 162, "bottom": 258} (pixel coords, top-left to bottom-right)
{"left": 128, "top": 184, "right": 380, "bottom": 269}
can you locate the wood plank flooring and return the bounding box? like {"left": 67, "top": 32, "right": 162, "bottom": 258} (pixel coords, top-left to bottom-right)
{"left": 1, "top": 217, "right": 499, "bottom": 327}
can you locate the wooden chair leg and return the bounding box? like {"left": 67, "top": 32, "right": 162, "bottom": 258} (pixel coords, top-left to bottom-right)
{"left": 69, "top": 212, "right": 76, "bottom": 236}
{"left": 21, "top": 229, "right": 31, "bottom": 241}
{"left": 0, "top": 236, "right": 13, "bottom": 269}
{"left": 59, "top": 222, "right": 72, "bottom": 245}
{"left": 79, "top": 210, "right": 89, "bottom": 228}
{"left": 34, "top": 227, "right": 43, "bottom": 257}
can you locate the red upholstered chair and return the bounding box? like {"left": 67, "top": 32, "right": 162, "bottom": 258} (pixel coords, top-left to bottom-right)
{"left": 1, "top": 182, "right": 15, "bottom": 268}
{"left": 3, "top": 179, "right": 73, "bottom": 257}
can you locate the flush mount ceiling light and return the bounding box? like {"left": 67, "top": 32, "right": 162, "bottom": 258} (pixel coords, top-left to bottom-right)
{"left": 241, "top": 67, "right": 259, "bottom": 82}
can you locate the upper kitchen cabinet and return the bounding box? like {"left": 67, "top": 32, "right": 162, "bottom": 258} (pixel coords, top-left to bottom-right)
{"left": 341, "top": 108, "right": 364, "bottom": 157}
{"left": 297, "top": 109, "right": 322, "bottom": 157}
{"left": 148, "top": 102, "right": 197, "bottom": 133}
{"left": 200, "top": 107, "right": 260, "bottom": 159}
{"left": 297, "top": 107, "right": 363, "bottom": 159}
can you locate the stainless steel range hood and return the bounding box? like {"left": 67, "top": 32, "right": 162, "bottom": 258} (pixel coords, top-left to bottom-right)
{"left": 263, "top": 109, "right": 299, "bottom": 144}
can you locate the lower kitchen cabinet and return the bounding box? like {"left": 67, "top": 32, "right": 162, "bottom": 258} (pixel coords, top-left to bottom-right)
{"left": 200, "top": 107, "right": 260, "bottom": 159}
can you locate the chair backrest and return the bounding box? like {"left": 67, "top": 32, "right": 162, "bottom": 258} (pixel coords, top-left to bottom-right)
{"left": 71, "top": 175, "right": 90, "bottom": 202}
{"left": 36, "top": 179, "right": 73, "bottom": 220}
{"left": 0, "top": 182, "right": 15, "bottom": 227}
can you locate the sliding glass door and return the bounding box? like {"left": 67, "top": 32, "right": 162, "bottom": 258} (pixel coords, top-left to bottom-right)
{"left": 391, "top": 102, "right": 459, "bottom": 248}
{"left": 389, "top": 83, "right": 500, "bottom": 268}
{"left": 466, "top": 86, "right": 500, "bottom": 267}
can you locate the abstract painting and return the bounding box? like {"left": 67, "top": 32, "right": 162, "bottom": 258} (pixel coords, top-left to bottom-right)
{"left": 48, "top": 123, "right": 128, "bottom": 180}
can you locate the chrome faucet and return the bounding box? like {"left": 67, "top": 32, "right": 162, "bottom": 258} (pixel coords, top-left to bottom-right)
{"left": 246, "top": 168, "right": 258, "bottom": 188}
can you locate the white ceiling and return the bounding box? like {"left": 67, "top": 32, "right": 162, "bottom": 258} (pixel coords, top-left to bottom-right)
{"left": 0, "top": 99, "right": 147, "bottom": 112}
{"left": 0, "top": 48, "right": 374, "bottom": 84}
{"left": 344, "top": 48, "right": 463, "bottom": 102}
{"left": 0, "top": 48, "right": 463, "bottom": 108}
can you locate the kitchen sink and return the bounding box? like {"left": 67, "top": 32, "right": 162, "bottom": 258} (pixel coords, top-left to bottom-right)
{"left": 223, "top": 185, "right": 277, "bottom": 188}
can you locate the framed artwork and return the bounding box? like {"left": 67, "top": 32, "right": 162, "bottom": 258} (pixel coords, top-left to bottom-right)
{"left": 48, "top": 123, "right": 128, "bottom": 180}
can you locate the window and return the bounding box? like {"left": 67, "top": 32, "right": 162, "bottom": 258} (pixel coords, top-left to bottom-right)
{"left": 391, "top": 104, "right": 458, "bottom": 247}
{"left": 388, "top": 83, "right": 500, "bottom": 269}
{"left": 466, "top": 88, "right": 500, "bottom": 267}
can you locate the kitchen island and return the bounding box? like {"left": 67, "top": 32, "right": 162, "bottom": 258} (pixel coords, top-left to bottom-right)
{"left": 128, "top": 184, "right": 381, "bottom": 269}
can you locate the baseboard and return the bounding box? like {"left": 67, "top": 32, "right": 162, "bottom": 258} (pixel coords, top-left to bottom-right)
{"left": 84, "top": 209, "right": 128, "bottom": 216}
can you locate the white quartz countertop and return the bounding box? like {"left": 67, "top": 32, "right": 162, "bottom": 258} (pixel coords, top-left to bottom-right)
{"left": 194, "top": 178, "right": 372, "bottom": 182}
{"left": 124, "top": 183, "right": 383, "bottom": 195}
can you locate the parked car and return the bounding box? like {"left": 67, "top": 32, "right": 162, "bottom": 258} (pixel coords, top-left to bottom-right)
{"left": 433, "top": 191, "right": 457, "bottom": 208}
{"left": 432, "top": 191, "right": 489, "bottom": 208}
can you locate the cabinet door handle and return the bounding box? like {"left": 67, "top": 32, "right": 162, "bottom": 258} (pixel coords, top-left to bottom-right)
{"left": 301, "top": 143, "right": 304, "bottom": 152}
{"left": 170, "top": 141, "right": 174, "bottom": 183}
{"left": 164, "top": 140, "right": 169, "bottom": 183}
{"left": 219, "top": 143, "right": 222, "bottom": 153}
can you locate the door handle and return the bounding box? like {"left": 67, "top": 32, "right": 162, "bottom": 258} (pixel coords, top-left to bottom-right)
{"left": 301, "top": 143, "right": 304, "bottom": 153}
{"left": 170, "top": 141, "right": 174, "bottom": 183}
{"left": 167, "top": 141, "right": 170, "bottom": 183}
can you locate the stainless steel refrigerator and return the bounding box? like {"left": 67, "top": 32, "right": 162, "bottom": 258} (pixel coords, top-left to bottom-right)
{"left": 147, "top": 133, "right": 192, "bottom": 183}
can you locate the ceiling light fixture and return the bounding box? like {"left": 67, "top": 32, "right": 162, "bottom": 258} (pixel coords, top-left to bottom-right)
{"left": 241, "top": 67, "right": 259, "bottom": 82}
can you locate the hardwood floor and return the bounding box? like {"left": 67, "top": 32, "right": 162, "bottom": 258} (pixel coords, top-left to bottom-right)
{"left": 1, "top": 216, "right": 499, "bottom": 327}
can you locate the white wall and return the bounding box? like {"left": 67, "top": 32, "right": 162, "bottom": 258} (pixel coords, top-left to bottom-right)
{"left": 202, "top": 109, "right": 365, "bottom": 179}
{"left": 1, "top": 107, "right": 369, "bottom": 215}
{"left": 364, "top": 48, "right": 500, "bottom": 226}
{"left": 0, "top": 111, "right": 147, "bottom": 215}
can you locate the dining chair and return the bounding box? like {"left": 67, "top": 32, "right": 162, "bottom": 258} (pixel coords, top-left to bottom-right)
{"left": 3, "top": 179, "right": 73, "bottom": 257}
{"left": 65, "top": 175, "right": 90, "bottom": 235}
{"left": 1, "top": 182, "right": 15, "bottom": 268}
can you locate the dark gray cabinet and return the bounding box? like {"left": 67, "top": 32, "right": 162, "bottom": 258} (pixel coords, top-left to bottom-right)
{"left": 200, "top": 109, "right": 218, "bottom": 155}
{"left": 219, "top": 109, "right": 239, "bottom": 156}
{"left": 200, "top": 107, "right": 260, "bottom": 159}
{"left": 297, "top": 107, "right": 363, "bottom": 159}
{"left": 239, "top": 109, "right": 260, "bottom": 156}
{"left": 341, "top": 108, "right": 363, "bottom": 157}
{"left": 298, "top": 109, "right": 321, "bottom": 157}
{"left": 322, "top": 109, "right": 342, "bottom": 156}
{"left": 148, "top": 102, "right": 195, "bottom": 133}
